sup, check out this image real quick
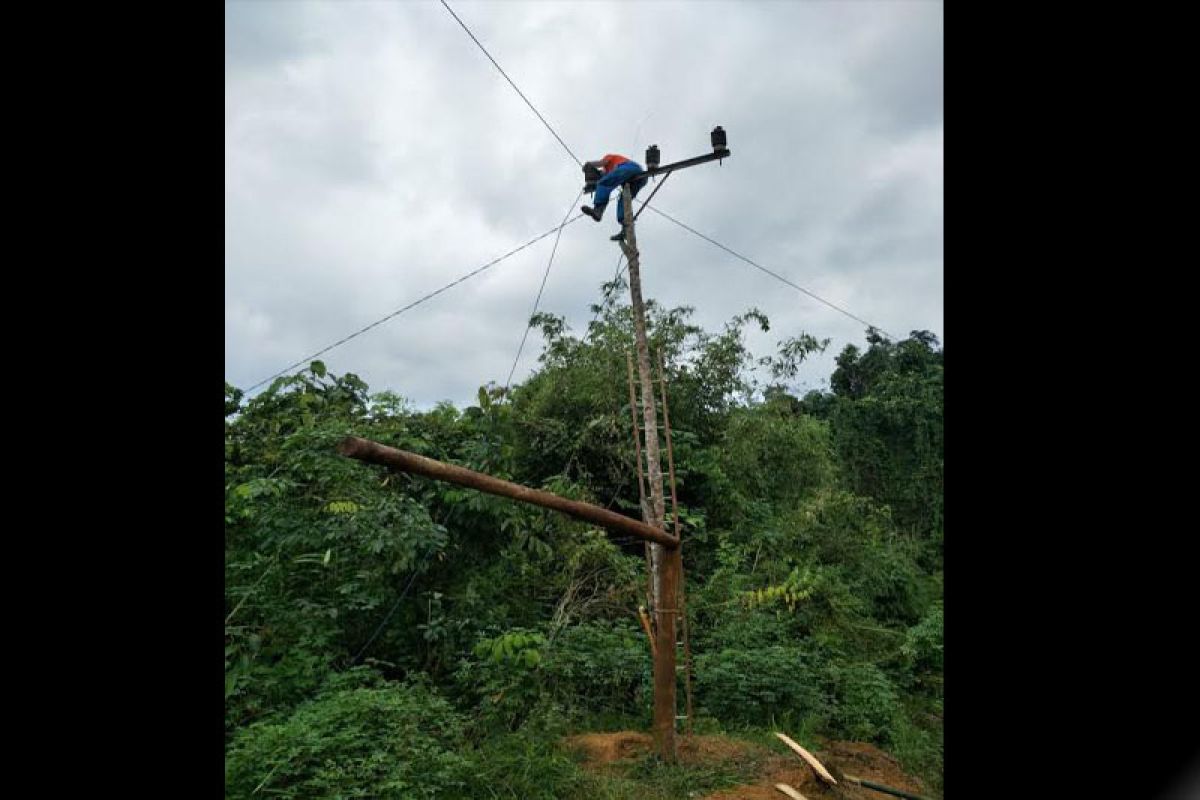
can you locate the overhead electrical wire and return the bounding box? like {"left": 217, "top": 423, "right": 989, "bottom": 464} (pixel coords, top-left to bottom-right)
{"left": 438, "top": 0, "right": 582, "bottom": 167}
{"left": 504, "top": 189, "right": 584, "bottom": 394}
{"left": 243, "top": 215, "right": 584, "bottom": 394}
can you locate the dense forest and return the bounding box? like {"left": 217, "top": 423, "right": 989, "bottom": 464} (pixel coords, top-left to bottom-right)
{"left": 224, "top": 283, "right": 944, "bottom": 798}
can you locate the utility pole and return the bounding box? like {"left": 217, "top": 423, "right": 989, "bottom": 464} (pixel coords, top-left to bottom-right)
{"left": 599, "top": 127, "right": 730, "bottom": 764}
{"left": 617, "top": 184, "right": 681, "bottom": 762}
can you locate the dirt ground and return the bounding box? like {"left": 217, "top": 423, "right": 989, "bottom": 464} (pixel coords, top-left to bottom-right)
{"left": 563, "top": 731, "right": 929, "bottom": 800}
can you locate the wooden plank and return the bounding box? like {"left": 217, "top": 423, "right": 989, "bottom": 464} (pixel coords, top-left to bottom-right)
{"left": 774, "top": 784, "right": 809, "bottom": 800}
{"left": 774, "top": 733, "right": 838, "bottom": 785}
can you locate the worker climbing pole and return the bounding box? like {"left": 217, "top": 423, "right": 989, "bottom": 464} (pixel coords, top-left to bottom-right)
{"left": 585, "top": 127, "right": 731, "bottom": 761}
{"left": 337, "top": 126, "right": 731, "bottom": 766}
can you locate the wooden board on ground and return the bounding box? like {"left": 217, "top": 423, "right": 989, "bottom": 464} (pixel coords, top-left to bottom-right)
{"left": 774, "top": 784, "right": 809, "bottom": 800}
{"left": 774, "top": 732, "right": 838, "bottom": 785}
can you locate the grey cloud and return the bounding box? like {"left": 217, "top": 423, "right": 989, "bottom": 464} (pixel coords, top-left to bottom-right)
{"left": 225, "top": 1, "right": 310, "bottom": 70}
{"left": 226, "top": 0, "right": 943, "bottom": 407}
{"left": 849, "top": 4, "right": 944, "bottom": 135}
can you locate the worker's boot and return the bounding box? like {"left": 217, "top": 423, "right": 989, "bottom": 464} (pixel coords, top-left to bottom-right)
{"left": 610, "top": 231, "right": 625, "bottom": 242}
{"left": 581, "top": 203, "right": 606, "bottom": 222}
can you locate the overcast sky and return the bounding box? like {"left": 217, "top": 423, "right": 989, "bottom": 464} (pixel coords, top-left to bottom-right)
{"left": 225, "top": 0, "right": 942, "bottom": 407}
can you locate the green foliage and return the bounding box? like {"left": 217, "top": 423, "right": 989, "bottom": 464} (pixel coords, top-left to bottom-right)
{"left": 761, "top": 332, "right": 831, "bottom": 385}
{"left": 474, "top": 629, "right": 546, "bottom": 667}
{"left": 694, "top": 645, "right": 824, "bottom": 727}
{"left": 890, "top": 715, "right": 944, "bottom": 795}
{"left": 717, "top": 404, "right": 836, "bottom": 511}
{"left": 224, "top": 681, "right": 473, "bottom": 799}
{"left": 467, "top": 722, "right": 770, "bottom": 800}
{"left": 455, "top": 628, "right": 550, "bottom": 731}
{"left": 542, "top": 621, "right": 651, "bottom": 716}
{"left": 740, "top": 566, "right": 820, "bottom": 611}
{"left": 827, "top": 331, "right": 943, "bottom": 552}
{"left": 824, "top": 662, "right": 902, "bottom": 743}
{"left": 623, "top": 748, "right": 770, "bottom": 797}
{"left": 902, "top": 601, "right": 944, "bottom": 675}
{"left": 225, "top": 305, "right": 943, "bottom": 795}
{"left": 469, "top": 725, "right": 598, "bottom": 799}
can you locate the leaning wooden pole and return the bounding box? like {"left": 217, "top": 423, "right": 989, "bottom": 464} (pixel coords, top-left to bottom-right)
{"left": 337, "top": 436, "right": 678, "bottom": 547}
{"left": 620, "top": 184, "right": 679, "bottom": 763}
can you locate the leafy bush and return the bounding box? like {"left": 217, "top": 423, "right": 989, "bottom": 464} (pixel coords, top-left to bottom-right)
{"left": 225, "top": 681, "right": 473, "bottom": 799}
{"left": 695, "top": 646, "right": 823, "bottom": 727}
{"left": 824, "top": 662, "right": 901, "bottom": 742}
{"left": 891, "top": 714, "right": 943, "bottom": 796}
{"left": 902, "top": 602, "right": 943, "bottom": 674}
{"left": 541, "top": 621, "right": 651, "bottom": 717}
{"left": 717, "top": 405, "right": 836, "bottom": 508}
{"left": 469, "top": 725, "right": 598, "bottom": 799}
{"left": 453, "top": 628, "right": 549, "bottom": 731}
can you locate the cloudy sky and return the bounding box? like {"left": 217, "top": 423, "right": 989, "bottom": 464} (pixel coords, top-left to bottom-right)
{"left": 225, "top": 0, "right": 942, "bottom": 407}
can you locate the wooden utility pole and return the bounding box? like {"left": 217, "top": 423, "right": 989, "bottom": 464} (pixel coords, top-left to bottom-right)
{"left": 619, "top": 184, "right": 681, "bottom": 762}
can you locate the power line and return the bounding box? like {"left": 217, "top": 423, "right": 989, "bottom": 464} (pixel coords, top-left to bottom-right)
{"left": 583, "top": 250, "right": 626, "bottom": 341}
{"left": 640, "top": 203, "right": 897, "bottom": 340}
{"left": 350, "top": 549, "right": 433, "bottom": 665}
{"left": 436, "top": 2, "right": 892, "bottom": 343}
{"left": 505, "top": 189, "right": 583, "bottom": 394}
{"left": 439, "top": 0, "right": 581, "bottom": 167}
{"left": 243, "top": 215, "right": 584, "bottom": 393}
{"left": 247, "top": 0, "right": 589, "bottom": 397}
{"left": 583, "top": 194, "right": 891, "bottom": 351}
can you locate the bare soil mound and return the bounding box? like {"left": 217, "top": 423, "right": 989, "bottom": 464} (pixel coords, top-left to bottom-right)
{"left": 563, "top": 731, "right": 928, "bottom": 799}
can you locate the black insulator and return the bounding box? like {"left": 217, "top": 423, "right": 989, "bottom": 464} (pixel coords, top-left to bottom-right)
{"left": 646, "top": 144, "right": 661, "bottom": 169}
{"left": 711, "top": 126, "right": 727, "bottom": 151}
{"left": 583, "top": 162, "right": 602, "bottom": 193}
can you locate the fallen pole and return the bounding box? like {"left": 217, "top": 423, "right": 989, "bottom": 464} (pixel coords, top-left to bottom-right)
{"left": 337, "top": 436, "right": 679, "bottom": 548}
{"left": 843, "top": 774, "right": 928, "bottom": 800}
